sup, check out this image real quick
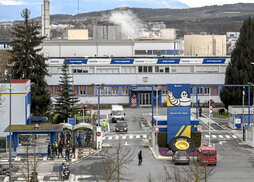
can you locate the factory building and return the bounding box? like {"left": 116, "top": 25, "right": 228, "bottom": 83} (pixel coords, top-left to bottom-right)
{"left": 45, "top": 56, "right": 229, "bottom": 107}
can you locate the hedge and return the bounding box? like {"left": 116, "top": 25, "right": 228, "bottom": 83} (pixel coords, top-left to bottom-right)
{"left": 0, "top": 137, "right": 6, "bottom": 149}
{"left": 158, "top": 132, "right": 167, "bottom": 147}
{"left": 191, "top": 131, "right": 201, "bottom": 147}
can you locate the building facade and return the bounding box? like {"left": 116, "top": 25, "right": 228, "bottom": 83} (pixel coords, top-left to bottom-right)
{"left": 0, "top": 80, "right": 31, "bottom": 136}
{"left": 184, "top": 35, "right": 226, "bottom": 56}
{"left": 45, "top": 57, "right": 229, "bottom": 107}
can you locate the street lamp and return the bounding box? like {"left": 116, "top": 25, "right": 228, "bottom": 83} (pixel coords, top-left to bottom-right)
{"left": 97, "top": 84, "right": 105, "bottom": 126}
{"left": 8, "top": 78, "right": 12, "bottom": 181}
{"left": 242, "top": 87, "right": 246, "bottom": 141}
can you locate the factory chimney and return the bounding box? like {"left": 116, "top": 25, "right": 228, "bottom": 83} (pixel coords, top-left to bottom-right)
{"left": 41, "top": 0, "right": 50, "bottom": 39}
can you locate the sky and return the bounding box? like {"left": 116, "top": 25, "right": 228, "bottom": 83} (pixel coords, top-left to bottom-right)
{"left": 1, "top": 0, "right": 254, "bottom": 21}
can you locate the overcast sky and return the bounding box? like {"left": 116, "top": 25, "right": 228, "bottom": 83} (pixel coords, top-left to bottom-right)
{"left": 1, "top": 0, "right": 254, "bottom": 21}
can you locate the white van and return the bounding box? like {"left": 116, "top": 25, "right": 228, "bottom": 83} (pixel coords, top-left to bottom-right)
{"left": 110, "top": 105, "right": 125, "bottom": 123}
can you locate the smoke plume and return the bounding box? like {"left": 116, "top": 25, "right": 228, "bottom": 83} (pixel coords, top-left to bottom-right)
{"left": 108, "top": 10, "right": 147, "bottom": 39}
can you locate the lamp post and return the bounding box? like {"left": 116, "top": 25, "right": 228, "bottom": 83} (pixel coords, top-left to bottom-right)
{"left": 8, "top": 78, "right": 12, "bottom": 181}
{"left": 242, "top": 87, "right": 245, "bottom": 141}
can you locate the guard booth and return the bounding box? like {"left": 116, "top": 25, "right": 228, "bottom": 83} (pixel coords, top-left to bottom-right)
{"left": 4, "top": 124, "right": 65, "bottom": 155}
{"left": 228, "top": 105, "right": 254, "bottom": 129}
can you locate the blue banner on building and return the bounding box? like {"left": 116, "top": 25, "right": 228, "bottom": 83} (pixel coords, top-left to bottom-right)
{"left": 65, "top": 59, "right": 88, "bottom": 64}
{"left": 203, "top": 58, "right": 226, "bottom": 64}
{"left": 157, "top": 58, "right": 180, "bottom": 64}
{"left": 111, "top": 59, "right": 134, "bottom": 64}
{"left": 167, "top": 84, "right": 191, "bottom": 143}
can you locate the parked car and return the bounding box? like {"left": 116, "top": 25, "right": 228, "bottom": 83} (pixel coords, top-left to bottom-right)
{"left": 115, "top": 121, "right": 128, "bottom": 132}
{"left": 172, "top": 151, "right": 190, "bottom": 165}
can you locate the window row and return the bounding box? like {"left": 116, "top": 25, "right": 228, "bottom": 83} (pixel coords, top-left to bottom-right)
{"left": 48, "top": 65, "right": 227, "bottom": 74}
{"left": 48, "top": 85, "right": 219, "bottom": 96}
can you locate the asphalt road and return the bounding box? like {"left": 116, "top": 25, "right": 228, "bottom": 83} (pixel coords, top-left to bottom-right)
{"left": 4, "top": 107, "right": 254, "bottom": 181}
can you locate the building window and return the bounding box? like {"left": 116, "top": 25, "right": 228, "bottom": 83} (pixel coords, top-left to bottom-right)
{"left": 204, "top": 87, "right": 210, "bottom": 95}
{"left": 198, "top": 87, "right": 203, "bottom": 95}
{"left": 112, "top": 87, "right": 118, "bottom": 95}
{"left": 104, "top": 87, "right": 111, "bottom": 95}
{"left": 138, "top": 66, "right": 153, "bottom": 73}
{"left": 122, "top": 87, "right": 128, "bottom": 95}
{"left": 80, "top": 86, "right": 86, "bottom": 95}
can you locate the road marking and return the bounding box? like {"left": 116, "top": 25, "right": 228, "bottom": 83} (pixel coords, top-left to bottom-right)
{"left": 136, "top": 135, "right": 140, "bottom": 139}
{"left": 115, "top": 135, "right": 119, "bottom": 140}
{"left": 129, "top": 135, "right": 133, "bottom": 139}
{"left": 232, "top": 135, "right": 237, "bottom": 138}
{"left": 108, "top": 136, "right": 112, "bottom": 140}
{"left": 219, "top": 141, "right": 223, "bottom": 145}
{"left": 143, "top": 135, "right": 147, "bottom": 138}
{"left": 122, "top": 135, "right": 126, "bottom": 139}
{"left": 205, "top": 135, "right": 209, "bottom": 138}
{"left": 124, "top": 141, "right": 129, "bottom": 145}
{"left": 225, "top": 135, "right": 230, "bottom": 139}
{"left": 218, "top": 135, "right": 223, "bottom": 138}
{"left": 102, "top": 137, "right": 105, "bottom": 140}
{"left": 212, "top": 135, "right": 216, "bottom": 138}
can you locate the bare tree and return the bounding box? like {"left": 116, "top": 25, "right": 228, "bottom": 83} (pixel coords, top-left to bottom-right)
{"left": 102, "top": 140, "right": 134, "bottom": 182}
{"left": 18, "top": 137, "right": 41, "bottom": 182}
{"left": 0, "top": 50, "right": 12, "bottom": 80}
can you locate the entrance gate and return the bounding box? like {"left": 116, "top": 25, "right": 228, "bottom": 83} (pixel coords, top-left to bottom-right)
{"left": 139, "top": 93, "right": 152, "bottom": 106}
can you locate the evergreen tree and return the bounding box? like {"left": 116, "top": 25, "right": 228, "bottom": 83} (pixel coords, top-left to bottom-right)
{"left": 9, "top": 9, "right": 51, "bottom": 115}
{"left": 54, "top": 61, "right": 79, "bottom": 123}
{"left": 220, "top": 17, "right": 254, "bottom": 108}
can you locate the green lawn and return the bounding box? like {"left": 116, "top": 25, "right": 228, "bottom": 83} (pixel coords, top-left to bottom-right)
{"left": 212, "top": 112, "right": 229, "bottom": 119}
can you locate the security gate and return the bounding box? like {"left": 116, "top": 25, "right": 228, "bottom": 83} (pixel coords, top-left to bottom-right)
{"left": 139, "top": 93, "right": 152, "bottom": 106}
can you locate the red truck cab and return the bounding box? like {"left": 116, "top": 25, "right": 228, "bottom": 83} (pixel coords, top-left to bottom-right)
{"left": 197, "top": 146, "right": 217, "bottom": 165}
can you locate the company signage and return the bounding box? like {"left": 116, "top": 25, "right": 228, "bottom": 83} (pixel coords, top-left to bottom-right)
{"left": 157, "top": 58, "right": 180, "bottom": 64}
{"left": 167, "top": 84, "right": 191, "bottom": 143}
{"left": 203, "top": 58, "right": 226, "bottom": 64}
{"left": 65, "top": 59, "right": 88, "bottom": 64}
{"left": 110, "top": 59, "right": 134, "bottom": 64}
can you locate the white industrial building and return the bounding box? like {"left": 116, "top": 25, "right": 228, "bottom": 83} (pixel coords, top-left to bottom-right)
{"left": 0, "top": 80, "right": 31, "bottom": 136}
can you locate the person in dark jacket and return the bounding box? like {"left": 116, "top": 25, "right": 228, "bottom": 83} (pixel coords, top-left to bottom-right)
{"left": 65, "top": 147, "right": 70, "bottom": 161}
{"left": 47, "top": 143, "right": 53, "bottom": 160}
{"left": 58, "top": 145, "right": 64, "bottom": 158}
{"left": 138, "top": 151, "right": 142, "bottom": 165}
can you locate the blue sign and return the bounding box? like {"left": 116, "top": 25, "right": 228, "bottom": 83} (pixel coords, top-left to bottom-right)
{"left": 203, "top": 58, "right": 226, "bottom": 64}
{"left": 167, "top": 84, "right": 191, "bottom": 143}
{"left": 68, "top": 117, "right": 76, "bottom": 126}
{"left": 65, "top": 59, "right": 88, "bottom": 64}
{"left": 111, "top": 59, "right": 134, "bottom": 64}
{"left": 210, "top": 113, "right": 213, "bottom": 117}
{"left": 157, "top": 58, "right": 180, "bottom": 64}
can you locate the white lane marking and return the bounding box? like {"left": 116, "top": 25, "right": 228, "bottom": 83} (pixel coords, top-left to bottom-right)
{"left": 225, "top": 135, "right": 230, "bottom": 139}
{"left": 219, "top": 141, "right": 223, "bottom": 145}
{"left": 212, "top": 135, "right": 216, "bottom": 138}
{"left": 219, "top": 135, "right": 223, "bottom": 138}
{"left": 115, "top": 135, "right": 119, "bottom": 140}
{"left": 232, "top": 135, "right": 237, "bottom": 138}
{"left": 124, "top": 141, "right": 129, "bottom": 145}
{"left": 205, "top": 135, "right": 209, "bottom": 138}
{"left": 129, "top": 135, "right": 133, "bottom": 139}
{"left": 143, "top": 135, "right": 147, "bottom": 138}
{"left": 122, "top": 135, "right": 126, "bottom": 139}
{"left": 102, "top": 136, "right": 105, "bottom": 140}
{"left": 136, "top": 135, "right": 140, "bottom": 139}
{"left": 108, "top": 136, "right": 112, "bottom": 140}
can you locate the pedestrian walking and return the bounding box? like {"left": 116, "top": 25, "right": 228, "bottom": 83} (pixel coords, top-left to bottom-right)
{"left": 53, "top": 141, "right": 58, "bottom": 157}
{"left": 138, "top": 151, "right": 142, "bottom": 165}
{"left": 72, "top": 145, "right": 76, "bottom": 159}
{"left": 58, "top": 145, "right": 64, "bottom": 158}
{"left": 47, "top": 143, "right": 52, "bottom": 160}
{"left": 199, "top": 107, "right": 202, "bottom": 117}
{"left": 66, "top": 132, "right": 71, "bottom": 144}
{"left": 65, "top": 147, "right": 70, "bottom": 161}
{"left": 101, "top": 120, "right": 108, "bottom": 132}
{"left": 59, "top": 139, "right": 64, "bottom": 147}
{"left": 77, "top": 134, "right": 83, "bottom": 148}
{"left": 59, "top": 163, "right": 65, "bottom": 180}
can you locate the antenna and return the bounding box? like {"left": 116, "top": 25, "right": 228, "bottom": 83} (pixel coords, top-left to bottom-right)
{"left": 78, "top": 0, "right": 79, "bottom": 14}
